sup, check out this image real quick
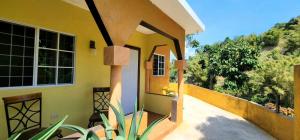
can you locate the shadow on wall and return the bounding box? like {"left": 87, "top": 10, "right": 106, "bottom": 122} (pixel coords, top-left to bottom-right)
{"left": 196, "top": 115, "right": 274, "bottom": 140}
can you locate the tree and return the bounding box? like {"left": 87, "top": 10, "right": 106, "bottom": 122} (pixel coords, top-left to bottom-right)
{"left": 261, "top": 29, "right": 280, "bottom": 47}
{"left": 284, "top": 31, "right": 300, "bottom": 55}
{"left": 235, "top": 34, "right": 262, "bottom": 46}
{"left": 204, "top": 43, "right": 221, "bottom": 89}
{"left": 169, "top": 61, "right": 178, "bottom": 83}
{"left": 185, "top": 51, "right": 209, "bottom": 87}
{"left": 285, "top": 17, "right": 300, "bottom": 30}
{"left": 186, "top": 34, "right": 200, "bottom": 48}
{"left": 247, "top": 50, "right": 300, "bottom": 111}
{"left": 214, "top": 38, "right": 260, "bottom": 96}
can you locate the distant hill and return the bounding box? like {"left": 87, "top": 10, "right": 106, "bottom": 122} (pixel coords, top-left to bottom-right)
{"left": 260, "top": 16, "right": 300, "bottom": 55}
{"left": 184, "top": 16, "right": 300, "bottom": 112}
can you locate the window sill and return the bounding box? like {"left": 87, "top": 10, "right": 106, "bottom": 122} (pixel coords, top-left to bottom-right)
{"left": 0, "top": 84, "right": 75, "bottom": 90}
{"left": 152, "top": 75, "right": 165, "bottom": 77}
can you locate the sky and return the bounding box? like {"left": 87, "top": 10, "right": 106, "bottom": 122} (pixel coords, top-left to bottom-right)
{"left": 185, "top": 0, "right": 300, "bottom": 58}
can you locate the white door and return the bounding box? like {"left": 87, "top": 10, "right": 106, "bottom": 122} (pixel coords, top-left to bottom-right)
{"left": 121, "top": 48, "right": 139, "bottom": 114}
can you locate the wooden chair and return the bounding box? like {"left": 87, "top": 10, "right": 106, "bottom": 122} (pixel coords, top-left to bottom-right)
{"left": 88, "top": 87, "right": 111, "bottom": 128}
{"left": 2, "top": 93, "right": 62, "bottom": 139}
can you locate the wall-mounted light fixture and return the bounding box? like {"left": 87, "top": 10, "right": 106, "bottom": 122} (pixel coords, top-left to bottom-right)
{"left": 90, "top": 40, "right": 96, "bottom": 49}
{"left": 90, "top": 40, "right": 96, "bottom": 56}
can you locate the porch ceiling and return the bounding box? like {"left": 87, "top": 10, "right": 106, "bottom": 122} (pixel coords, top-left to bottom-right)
{"left": 62, "top": 0, "right": 88, "bottom": 10}
{"left": 62, "top": 0, "right": 205, "bottom": 35}
{"left": 136, "top": 25, "right": 155, "bottom": 34}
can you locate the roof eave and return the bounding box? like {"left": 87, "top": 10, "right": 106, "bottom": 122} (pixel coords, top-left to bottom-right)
{"left": 179, "top": 0, "right": 205, "bottom": 34}
{"left": 150, "top": 0, "right": 205, "bottom": 35}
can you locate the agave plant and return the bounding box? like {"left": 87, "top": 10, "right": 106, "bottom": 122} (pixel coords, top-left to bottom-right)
{"left": 101, "top": 103, "right": 165, "bottom": 140}
{"left": 9, "top": 102, "right": 165, "bottom": 140}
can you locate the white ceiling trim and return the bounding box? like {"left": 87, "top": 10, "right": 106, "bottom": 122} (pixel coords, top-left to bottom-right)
{"left": 150, "top": 0, "right": 205, "bottom": 34}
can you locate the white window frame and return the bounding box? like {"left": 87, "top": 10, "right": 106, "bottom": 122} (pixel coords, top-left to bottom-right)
{"left": 153, "top": 53, "right": 165, "bottom": 76}
{"left": 0, "top": 18, "right": 76, "bottom": 89}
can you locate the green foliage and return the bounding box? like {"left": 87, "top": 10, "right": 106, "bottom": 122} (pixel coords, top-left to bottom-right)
{"left": 285, "top": 16, "right": 300, "bottom": 30}
{"left": 246, "top": 51, "right": 300, "bottom": 107}
{"left": 185, "top": 51, "right": 209, "bottom": 87}
{"left": 101, "top": 102, "right": 166, "bottom": 140}
{"left": 8, "top": 133, "right": 21, "bottom": 140}
{"left": 169, "top": 61, "right": 178, "bottom": 83}
{"left": 31, "top": 116, "right": 68, "bottom": 140}
{"left": 9, "top": 103, "right": 165, "bottom": 140}
{"left": 186, "top": 37, "right": 260, "bottom": 91}
{"left": 61, "top": 124, "right": 99, "bottom": 140}
{"left": 261, "top": 29, "right": 280, "bottom": 47}
{"left": 251, "top": 94, "right": 268, "bottom": 105}
{"left": 185, "top": 15, "right": 300, "bottom": 110}
{"left": 186, "top": 34, "right": 200, "bottom": 48}
{"left": 285, "top": 31, "right": 300, "bottom": 55}
{"left": 217, "top": 38, "right": 260, "bottom": 85}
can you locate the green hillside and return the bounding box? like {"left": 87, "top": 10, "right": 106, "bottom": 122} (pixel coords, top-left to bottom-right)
{"left": 184, "top": 16, "right": 300, "bottom": 115}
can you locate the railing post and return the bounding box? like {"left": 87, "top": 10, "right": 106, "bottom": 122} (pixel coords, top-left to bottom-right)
{"left": 294, "top": 65, "right": 300, "bottom": 140}
{"left": 104, "top": 46, "right": 130, "bottom": 125}
{"left": 172, "top": 60, "right": 186, "bottom": 124}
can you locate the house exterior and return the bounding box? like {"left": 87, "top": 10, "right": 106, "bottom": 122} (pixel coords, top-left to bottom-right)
{"left": 0, "top": 0, "right": 204, "bottom": 139}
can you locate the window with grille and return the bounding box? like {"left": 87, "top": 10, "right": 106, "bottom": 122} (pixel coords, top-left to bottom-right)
{"left": 0, "top": 20, "right": 75, "bottom": 88}
{"left": 153, "top": 54, "right": 165, "bottom": 76}
{"left": 38, "top": 30, "right": 74, "bottom": 85}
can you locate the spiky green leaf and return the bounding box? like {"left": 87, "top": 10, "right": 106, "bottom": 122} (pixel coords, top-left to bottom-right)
{"left": 128, "top": 102, "right": 137, "bottom": 140}
{"left": 100, "top": 113, "right": 114, "bottom": 140}
{"left": 139, "top": 116, "right": 167, "bottom": 140}
{"left": 8, "top": 133, "right": 21, "bottom": 140}
{"left": 109, "top": 102, "right": 126, "bottom": 137}
{"left": 115, "top": 136, "right": 125, "bottom": 140}
{"left": 136, "top": 105, "right": 144, "bottom": 134}
{"left": 81, "top": 130, "right": 100, "bottom": 140}
{"left": 30, "top": 115, "right": 68, "bottom": 140}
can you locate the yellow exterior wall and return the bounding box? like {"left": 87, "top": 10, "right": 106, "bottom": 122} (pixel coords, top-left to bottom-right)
{"left": 0, "top": 0, "right": 174, "bottom": 138}
{"left": 0, "top": 0, "right": 110, "bottom": 139}
{"left": 148, "top": 34, "right": 173, "bottom": 95}
{"left": 149, "top": 46, "right": 170, "bottom": 94}
{"left": 170, "top": 83, "right": 294, "bottom": 140}
{"left": 126, "top": 32, "right": 175, "bottom": 115}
